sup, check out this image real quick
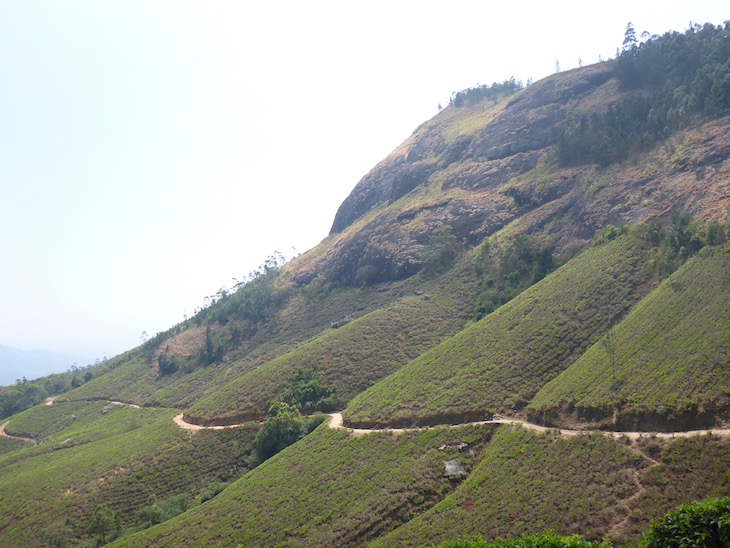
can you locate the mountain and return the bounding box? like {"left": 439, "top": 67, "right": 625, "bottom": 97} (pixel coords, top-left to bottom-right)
{"left": 1, "top": 22, "right": 730, "bottom": 547}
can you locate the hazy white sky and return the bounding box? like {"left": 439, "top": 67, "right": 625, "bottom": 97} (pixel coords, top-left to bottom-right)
{"left": 0, "top": 1, "right": 727, "bottom": 364}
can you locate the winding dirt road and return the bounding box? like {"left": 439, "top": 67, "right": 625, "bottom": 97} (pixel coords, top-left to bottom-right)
{"left": 0, "top": 420, "right": 37, "bottom": 446}
{"left": 174, "top": 411, "right": 730, "bottom": 440}
{"left": 6, "top": 400, "right": 730, "bottom": 447}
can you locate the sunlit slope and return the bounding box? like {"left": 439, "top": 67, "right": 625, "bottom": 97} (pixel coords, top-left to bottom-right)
{"left": 184, "top": 255, "right": 480, "bottom": 424}
{"left": 113, "top": 422, "right": 497, "bottom": 547}
{"left": 344, "top": 235, "right": 654, "bottom": 427}
{"left": 375, "top": 427, "right": 730, "bottom": 546}
{"left": 0, "top": 402, "right": 257, "bottom": 547}
{"left": 65, "top": 279, "right": 412, "bottom": 409}
{"left": 529, "top": 246, "right": 730, "bottom": 429}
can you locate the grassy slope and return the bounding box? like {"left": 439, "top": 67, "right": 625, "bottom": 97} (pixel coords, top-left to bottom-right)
{"left": 626, "top": 433, "right": 730, "bottom": 541}
{"left": 66, "top": 282, "right": 404, "bottom": 409}
{"left": 0, "top": 402, "right": 258, "bottom": 547}
{"left": 0, "top": 436, "right": 25, "bottom": 456}
{"left": 374, "top": 426, "right": 641, "bottom": 546}
{"left": 375, "top": 427, "right": 730, "bottom": 547}
{"left": 345, "top": 234, "right": 654, "bottom": 427}
{"left": 529, "top": 247, "right": 730, "bottom": 421}
{"left": 113, "top": 422, "right": 497, "bottom": 547}
{"left": 185, "top": 253, "right": 480, "bottom": 423}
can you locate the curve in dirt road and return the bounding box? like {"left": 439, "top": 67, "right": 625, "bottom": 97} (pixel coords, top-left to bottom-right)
{"left": 173, "top": 413, "right": 245, "bottom": 431}
{"left": 0, "top": 420, "right": 37, "bottom": 446}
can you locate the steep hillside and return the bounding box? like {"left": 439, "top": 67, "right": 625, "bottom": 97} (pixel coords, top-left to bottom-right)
{"left": 529, "top": 246, "right": 730, "bottom": 430}
{"left": 184, "top": 253, "right": 480, "bottom": 424}
{"left": 377, "top": 427, "right": 730, "bottom": 546}
{"left": 1, "top": 22, "right": 730, "bottom": 548}
{"left": 344, "top": 234, "right": 655, "bottom": 427}
{"left": 0, "top": 402, "right": 257, "bottom": 547}
{"left": 113, "top": 422, "right": 497, "bottom": 547}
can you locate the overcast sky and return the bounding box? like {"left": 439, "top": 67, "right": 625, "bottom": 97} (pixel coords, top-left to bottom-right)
{"left": 0, "top": 1, "right": 727, "bottom": 369}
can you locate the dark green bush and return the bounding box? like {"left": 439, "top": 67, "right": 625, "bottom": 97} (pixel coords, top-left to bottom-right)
{"left": 280, "top": 369, "right": 335, "bottom": 412}
{"left": 255, "top": 402, "right": 305, "bottom": 461}
{"left": 642, "top": 497, "right": 730, "bottom": 547}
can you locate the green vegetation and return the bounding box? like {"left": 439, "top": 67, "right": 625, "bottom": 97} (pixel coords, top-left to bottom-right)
{"left": 557, "top": 23, "right": 730, "bottom": 165}
{"left": 629, "top": 433, "right": 730, "bottom": 541}
{"left": 113, "top": 422, "right": 496, "bottom": 547}
{"left": 434, "top": 532, "right": 605, "bottom": 547}
{"left": 135, "top": 493, "right": 190, "bottom": 529}
{"left": 529, "top": 247, "right": 730, "bottom": 423}
{"left": 376, "top": 426, "right": 640, "bottom": 546}
{"left": 0, "top": 401, "right": 258, "bottom": 546}
{"left": 280, "top": 368, "right": 336, "bottom": 412}
{"left": 345, "top": 234, "right": 654, "bottom": 426}
{"left": 472, "top": 233, "right": 557, "bottom": 320}
{"left": 255, "top": 401, "right": 306, "bottom": 460}
{"left": 642, "top": 497, "right": 730, "bottom": 547}
{"left": 449, "top": 78, "right": 523, "bottom": 108}
{"left": 185, "top": 259, "right": 478, "bottom": 423}
{"left": 3, "top": 20, "right": 730, "bottom": 547}
{"left": 0, "top": 362, "right": 103, "bottom": 420}
{"left": 88, "top": 503, "right": 120, "bottom": 544}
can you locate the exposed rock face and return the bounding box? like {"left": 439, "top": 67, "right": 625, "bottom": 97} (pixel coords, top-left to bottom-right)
{"left": 289, "top": 63, "right": 730, "bottom": 287}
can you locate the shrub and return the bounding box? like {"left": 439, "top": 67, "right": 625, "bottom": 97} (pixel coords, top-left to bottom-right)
{"left": 135, "top": 493, "right": 189, "bottom": 528}
{"left": 280, "top": 369, "right": 335, "bottom": 412}
{"left": 255, "top": 402, "right": 305, "bottom": 460}
{"left": 642, "top": 497, "right": 730, "bottom": 547}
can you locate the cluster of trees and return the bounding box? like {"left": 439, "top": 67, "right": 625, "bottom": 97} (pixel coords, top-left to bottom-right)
{"left": 0, "top": 365, "right": 96, "bottom": 420}
{"left": 642, "top": 496, "right": 730, "bottom": 546}
{"left": 557, "top": 22, "right": 730, "bottom": 166}
{"left": 254, "top": 370, "right": 334, "bottom": 462}
{"left": 254, "top": 401, "right": 325, "bottom": 461}
{"left": 198, "top": 252, "right": 293, "bottom": 327}
{"left": 473, "top": 234, "right": 556, "bottom": 320}
{"left": 141, "top": 253, "right": 294, "bottom": 375}
{"left": 449, "top": 77, "right": 523, "bottom": 108}
{"left": 279, "top": 369, "right": 336, "bottom": 412}
{"left": 637, "top": 211, "right": 729, "bottom": 275}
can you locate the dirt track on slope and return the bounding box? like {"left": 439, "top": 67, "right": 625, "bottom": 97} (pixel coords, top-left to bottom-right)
{"left": 0, "top": 421, "right": 37, "bottom": 446}
{"left": 173, "top": 411, "right": 730, "bottom": 440}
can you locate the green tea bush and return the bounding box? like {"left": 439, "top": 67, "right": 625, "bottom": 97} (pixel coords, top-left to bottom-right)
{"left": 642, "top": 497, "right": 730, "bottom": 547}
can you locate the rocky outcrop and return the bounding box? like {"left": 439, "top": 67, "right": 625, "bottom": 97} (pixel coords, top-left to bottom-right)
{"left": 289, "top": 62, "right": 730, "bottom": 288}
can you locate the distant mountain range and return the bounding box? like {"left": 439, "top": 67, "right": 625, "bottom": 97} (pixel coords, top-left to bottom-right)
{"left": 0, "top": 344, "right": 90, "bottom": 386}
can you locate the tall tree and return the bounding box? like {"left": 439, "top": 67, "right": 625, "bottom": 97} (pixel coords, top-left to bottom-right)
{"left": 622, "top": 21, "right": 637, "bottom": 52}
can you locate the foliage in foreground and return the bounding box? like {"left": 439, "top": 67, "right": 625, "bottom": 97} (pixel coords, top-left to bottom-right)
{"left": 641, "top": 497, "right": 730, "bottom": 547}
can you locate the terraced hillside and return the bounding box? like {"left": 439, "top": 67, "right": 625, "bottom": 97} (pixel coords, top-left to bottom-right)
{"left": 376, "top": 426, "right": 730, "bottom": 546}
{"left": 0, "top": 401, "right": 258, "bottom": 547}
{"left": 529, "top": 246, "right": 730, "bottom": 430}
{"left": 113, "top": 422, "right": 498, "bottom": 547}
{"left": 344, "top": 234, "right": 655, "bottom": 427}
